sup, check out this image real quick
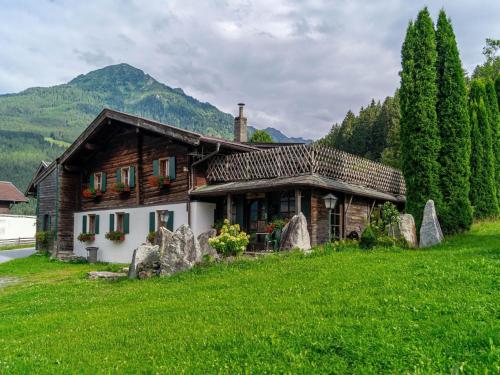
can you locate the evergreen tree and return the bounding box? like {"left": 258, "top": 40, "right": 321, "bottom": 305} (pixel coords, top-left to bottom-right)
{"left": 435, "top": 10, "right": 473, "bottom": 233}
{"left": 249, "top": 129, "right": 274, "bottom": 143}
{"left": 485, "top": 79, "right": 500, "bottom": 205}
{"left": 468, "top": 80, "right": 498, "bottom": 218}
{"left": 379, "top": 94, "right": 401, "bottom": 168}
{"left": 400, "top": 8, "right": 442, "bottom": 230}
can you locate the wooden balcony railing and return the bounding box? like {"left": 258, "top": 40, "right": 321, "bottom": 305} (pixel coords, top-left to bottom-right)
{"left": 206, "top": 144, "right": 406, "bottom": 195}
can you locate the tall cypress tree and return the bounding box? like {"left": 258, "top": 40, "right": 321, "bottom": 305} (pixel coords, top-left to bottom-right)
{"left": 400, "top": 8, "right": 441, "bottom": 230}
{"left": 435, "top": 10, "right": 473, "bottom": 233}
{"left": 485, "top": 79, "right": 500, "bottom": 206}
{"left": 469, "top": 80, "right": 498, "bottom": 218}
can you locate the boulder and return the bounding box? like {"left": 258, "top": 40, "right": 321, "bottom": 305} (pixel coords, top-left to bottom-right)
{"left": 156, "top": 227, "right": 174, "bottom": 258}
{"left": 420, "top": 200, "right": 444, "bottom": 248}
{"left": 279, "top": 213, "right": 311, "bottom": 251}
{"left": 389, "top": 214, "right": 418, "bottom": 248}
{"left": 128, "top": 244, "right": 160, "bottom": 279}
{"left": 160, "top": 224, "right": 202, "bottom": 276}
{"left": 197, "top": 229, "right": 218, "bottom": 257}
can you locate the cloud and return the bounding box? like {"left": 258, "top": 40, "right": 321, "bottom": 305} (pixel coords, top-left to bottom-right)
{"left": 0, "top": 0, "right": 498, "bottom": 139}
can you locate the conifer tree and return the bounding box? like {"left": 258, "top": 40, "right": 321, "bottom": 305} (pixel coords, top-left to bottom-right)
{"left": 484, "top": 79, "right": 500, "bottom": 205}
{"left": 469, "top": 80, "right": 498, "bottom": 218}
{"left": 435, "top": 10, "right": 473, "bottom": 233}
{"left": 400, "top": 8, "right": 441, "bottom": 229}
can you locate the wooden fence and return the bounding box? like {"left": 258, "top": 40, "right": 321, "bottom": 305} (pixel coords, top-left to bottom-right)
{"left": 0, "top": 237, "right": 36, "bottom": 247}
{"left": 207, "top": 144, "right": 406, "bottom": 195}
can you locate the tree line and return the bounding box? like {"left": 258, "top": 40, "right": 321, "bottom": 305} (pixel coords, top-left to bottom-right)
{"left": 322, "top": 9, "right": 499, "bottom": 234}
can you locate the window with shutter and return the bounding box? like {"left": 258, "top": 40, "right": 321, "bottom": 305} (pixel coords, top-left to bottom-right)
{"left": 166, "top": 211, "right": 174, "bottom": 231}
{"left": 82, "top": 215, "right": 87, "bottom": 233}
{"left": 129, "top": 166, "right": 135, "bottom": 188}
{"left": 109, "top": 213, "right": 115, "bottom": 232}
{"left": 149, "top": 212, "right": 156, "bottom": 232}
{"left": 95, "top": 214, "right": 100, "bottom": 234}
{"left": 169, "top": 157, "right": 176, "bottom": 180}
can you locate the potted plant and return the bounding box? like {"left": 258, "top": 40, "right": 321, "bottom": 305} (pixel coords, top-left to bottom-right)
{"left": 77, "top": 232, "right": 95, "bottom": 243}
{"left": 82, "top": 188, "right": 103, "bottom": 199}
{"left": 148, "top": 176, "right": 171, "bottom": 189}
{"left": 105, "top": 230, "right": 125, "bottom": 243}
{"left": 112, "top": 182, "right": 131, "bottom": 195}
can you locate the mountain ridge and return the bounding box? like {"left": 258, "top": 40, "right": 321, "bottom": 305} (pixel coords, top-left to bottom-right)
{"left": 0, "top": 63, "right": 310, "bottom": 190}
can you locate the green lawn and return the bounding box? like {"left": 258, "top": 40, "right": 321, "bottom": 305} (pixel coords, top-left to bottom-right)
{"left": 0, "top": 222, "right": 498, "bottom": 374}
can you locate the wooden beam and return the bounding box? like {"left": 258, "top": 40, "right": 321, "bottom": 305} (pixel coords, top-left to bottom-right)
{"left": 344, "top": 194, "right": 353, "bottom": 216}
{"left": 63, "top": 165, "right": 80, "bottom": 173}
{"left": 295, "top": 189, "right": 302, "bottom": 214}
{"left": 226, "top": 193, "right": 232, "bottom": 221}
{"left": 368, "top": 200, "right": 377, "bottom": 218}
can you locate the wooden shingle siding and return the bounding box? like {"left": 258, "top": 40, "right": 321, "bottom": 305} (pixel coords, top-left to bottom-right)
{"left": 37, "top": 167, "right": 57, "bottom": 233}
{"left": 56, "top": 168, "right": 80, "bottom": 255}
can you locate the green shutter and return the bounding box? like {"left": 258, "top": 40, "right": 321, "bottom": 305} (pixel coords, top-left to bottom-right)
{"left": 153, "top": 159, "right": 159, "bottom": 176}
{"left": 89, "top": 174, "right": 95, "bottom": 192}
{"left": 149, "top": 212, "right": 156, "bottom": 232}
{"left": 116, "top": 168, "right": 121, "bottom": 184}
{"left": 109, "top": 214, "right": 114, "bottom": 232}
{"left": 124, "top": 213, "right": 130, "bottom": 234}
{"left": 102, "top": 172, "right": 107, "bottom": 192}
{"left": 169, "top": 157, "right": 176, "bottom": 180}
{"left": 129, "top": 166, "right": 135, "bottom": 188}
{"left": 82, "top": 215, "right": 87, "bottom": 233}
{"left": 95, "top": 215, "right": 100, "bottom": 234}
{"left": 166, "top": 211, "right": 174, "bottom": 231}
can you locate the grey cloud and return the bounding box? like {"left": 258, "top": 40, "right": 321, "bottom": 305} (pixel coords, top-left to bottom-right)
{"left": 0, "top": 0, "right": 498, "bottom": 139}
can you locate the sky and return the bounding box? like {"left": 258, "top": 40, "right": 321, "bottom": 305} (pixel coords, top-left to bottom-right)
{"left": 0, "top": 1, "right": 498, "bottom": 139}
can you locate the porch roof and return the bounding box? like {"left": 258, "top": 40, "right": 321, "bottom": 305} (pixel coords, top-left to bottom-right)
{"left": 190, "top": 174, "right": 405, "bottom": 203}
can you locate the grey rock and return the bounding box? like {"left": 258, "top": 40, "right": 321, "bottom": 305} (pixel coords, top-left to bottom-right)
{"left": 389, "top": 214, "right": 418, "bottom": 248}
{"left": 420, "top": 200, "right": 444, "bottom": 248}
{"left": 87, "top": 271, "right": 127, "bottom": 280}
{"left": 197, "top": 229, "right": 218, "bottom": 257}
{"left": 128, "top": 244, "right": 160, "bottom": 279}
{"left": 280, "top": 213, "right": 311, "bottom": 251}
{"left": 160, "top": 224, "right": 202, "bottom": 276}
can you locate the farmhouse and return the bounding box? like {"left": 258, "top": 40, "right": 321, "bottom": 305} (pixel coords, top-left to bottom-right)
{"left": 0, "top": 181, "right": 28, "bottom": 214}
{"left": 27, "top": 105, "right": 405, "bottom": 262}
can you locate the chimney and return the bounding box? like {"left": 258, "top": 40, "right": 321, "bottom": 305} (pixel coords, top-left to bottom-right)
{"left": 234, "top": 103, "right": 247, "bottom": 142}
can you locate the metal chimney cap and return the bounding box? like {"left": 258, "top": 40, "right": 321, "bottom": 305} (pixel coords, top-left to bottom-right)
{"left": 238, "top": 103, "right": 245, "bottom": 107}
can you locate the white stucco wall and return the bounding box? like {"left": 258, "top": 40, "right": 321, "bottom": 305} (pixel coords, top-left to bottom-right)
{"left": 73, "top": 203, "right": 189, "bottom": 263}
{"left": 73, "top": 201, "right": 216, "bottom": 264}
{"left": 190, "top": 201, "right": 216, "bottom": 237}
{"left": 0, "top": 215, "right": 36, "bottom": 240}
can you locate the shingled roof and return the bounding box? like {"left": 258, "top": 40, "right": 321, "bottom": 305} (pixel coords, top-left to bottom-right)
{"left": 0, "top": 181, "right": 28, "bottom": 203}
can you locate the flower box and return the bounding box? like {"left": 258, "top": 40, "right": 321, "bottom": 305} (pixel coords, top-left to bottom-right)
{"left": 105, "top": 230, "right": 125, "bottom": 243}
{"left": 82, "top": 189, "right": 103, "bottom": 199}
{"left": 148, "top": 176, "right": 171, "bottom": 189}
{"left": 77, "top": 232, "right": 95, "bottom": 243}
{"left": 112, "top": 183, "right": 131, "bottom": 194}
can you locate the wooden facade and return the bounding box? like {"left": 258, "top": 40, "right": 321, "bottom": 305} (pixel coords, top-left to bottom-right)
{"left": 28, "top": 109, "right": 406, "bottom": 258}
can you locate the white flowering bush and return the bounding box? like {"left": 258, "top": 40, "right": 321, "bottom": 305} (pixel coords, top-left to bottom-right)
{"left": 208, "top": 219, "right": 250, "bottom": 257}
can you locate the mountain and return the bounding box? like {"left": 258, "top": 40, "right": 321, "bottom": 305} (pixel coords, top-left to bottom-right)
{"left": 0, "top": 63, "right": 305, "bottom": 191}
{"left": 249, "top": 126, "right": 311, "bottom": 144}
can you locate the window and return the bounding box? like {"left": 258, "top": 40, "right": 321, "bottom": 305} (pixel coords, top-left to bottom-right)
{"left": 121, "top": 167, "right": 130, "bottom": 185}
{"left": 159, "top": 158, "right": 170, "bottom": 177}
{"left": 329, "top": 205, "right": 342, "bottom": 241}
{"left": 43, "top": 214, "right": 50, "bottom": 231}
{"left": 279, "top": 191, "right": 296, "bottom": 218}
{"left": 94, "top": 173, "right": 102, "bottom": 191}
{"left": 88, "top": 215, "right": 96, "bottom": 233}
{"left": 116, "top": 213, "right": 125, "bottom": 232}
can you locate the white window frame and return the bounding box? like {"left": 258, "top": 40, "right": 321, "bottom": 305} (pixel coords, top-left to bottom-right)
{"left": 88, "top": 214, "right": 96, "bottom": 234}
{"left": 116, "top": 212, "right": 125, "bottom": 232}
{"left": 159, "top": 157, "right": 170, "bottom": 178}
{"left": 94, "top": 172, "right": 102, "bottom": 191}
{"left": 121, "top": 167, "right": 130, "bottom": 185}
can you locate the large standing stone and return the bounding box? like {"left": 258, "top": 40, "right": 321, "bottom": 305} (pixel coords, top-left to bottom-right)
{"left": 280, "top": 213, "right": 311, "bottom": 251}
{"left": 389, "top": 214, "right": 418, "bottom": 248}
{"left": 197, "top": 229, "right": 218, "bottom": 257}
{"left": 128, "top": 244, "right": 160, "bottom": 279}
{"left": 160, "top": 224, "right": 202, "bottom": 276}
{"left": 156, "top": 227, "right": 174, "bottom": 258}
{"left": 420, "top": 200, "right": 444, "bottom": 248}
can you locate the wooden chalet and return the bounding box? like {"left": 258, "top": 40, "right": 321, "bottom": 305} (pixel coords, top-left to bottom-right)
{"left": 27, "top": 105, "right": 406, "bottom": 262}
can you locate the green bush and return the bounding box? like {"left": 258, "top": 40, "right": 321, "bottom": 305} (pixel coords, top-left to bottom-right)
{"left": 208, "top": 219, "right": 250, "bottom": 257}
{"left": 360, "top": 226, "right": 378, "bottom": 249}
{"left": 376, "top": 235, "right": 397, "bottom": 247}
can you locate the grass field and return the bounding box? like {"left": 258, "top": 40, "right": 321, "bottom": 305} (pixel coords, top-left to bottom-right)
{"left": 0, "top": 221, "right": 498, "bottom": 374}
